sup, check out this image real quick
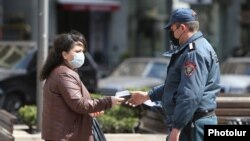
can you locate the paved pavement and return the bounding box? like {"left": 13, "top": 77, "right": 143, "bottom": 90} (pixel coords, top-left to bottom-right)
{"left": 13, "top": 125, "right": 167, "bottom": 141}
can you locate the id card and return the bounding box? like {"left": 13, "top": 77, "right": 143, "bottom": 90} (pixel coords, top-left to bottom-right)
{"left": 115, "top": 90, "right": 131, "bottom": 100}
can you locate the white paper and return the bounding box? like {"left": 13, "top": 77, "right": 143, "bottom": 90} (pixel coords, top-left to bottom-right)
{"left": 115, "top": 90, "right": 130, "bottom": 98}
{"left": 143, "top": 100, "right": 156, "bottom": 107}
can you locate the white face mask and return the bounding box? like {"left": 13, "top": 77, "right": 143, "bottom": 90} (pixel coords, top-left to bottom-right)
{"left": 69, "top": 52, "right": 85, "bottom": 68}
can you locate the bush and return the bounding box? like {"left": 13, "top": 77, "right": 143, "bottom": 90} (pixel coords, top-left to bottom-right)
{"left": 18, "top": 105, "right": 37, "bottom": 133}
{"left": 97, "top": 105, "right": 139, "bottom": 133}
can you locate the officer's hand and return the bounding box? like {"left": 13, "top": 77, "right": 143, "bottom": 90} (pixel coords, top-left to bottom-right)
{"left": 126, "top": 91, "right": 149, "bottom": 107}
{"left": 168, "top": 128, "right": 180, "bottom": 141}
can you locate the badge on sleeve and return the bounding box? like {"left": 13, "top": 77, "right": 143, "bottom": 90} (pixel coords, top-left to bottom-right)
{"left": 184, "top": 61, "right": 196, "bottom": 76}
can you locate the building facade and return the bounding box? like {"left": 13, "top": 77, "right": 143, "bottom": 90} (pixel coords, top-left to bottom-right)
{"left": 0, "top": 0, "right": 249, "bottom": 71}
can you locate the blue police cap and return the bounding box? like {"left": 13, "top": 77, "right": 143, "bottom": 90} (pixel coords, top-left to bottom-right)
{"left": 164, "top": 8, "right": 197, "bottom": 29}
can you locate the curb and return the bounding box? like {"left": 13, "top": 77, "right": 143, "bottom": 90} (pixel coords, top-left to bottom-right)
{"left": 13, "top": 125, "right": 167, "bottom": 141}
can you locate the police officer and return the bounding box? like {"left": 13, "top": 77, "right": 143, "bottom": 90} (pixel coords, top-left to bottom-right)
{"left": 127, "top": 8, "right": 221, "bottom": 141}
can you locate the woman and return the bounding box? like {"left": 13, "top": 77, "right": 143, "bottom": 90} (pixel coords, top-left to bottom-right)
{"left": 40, "top": 31, "right": 124, "bottom": 141}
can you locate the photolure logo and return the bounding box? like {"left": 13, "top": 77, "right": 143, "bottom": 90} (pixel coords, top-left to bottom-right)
{"left": 204, "top": 125, "right": 250, "bottom": 140}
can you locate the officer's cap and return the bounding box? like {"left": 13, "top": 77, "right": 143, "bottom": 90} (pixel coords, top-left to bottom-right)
{"left": 164, "top": 8, "right": 198, "bottom": 29}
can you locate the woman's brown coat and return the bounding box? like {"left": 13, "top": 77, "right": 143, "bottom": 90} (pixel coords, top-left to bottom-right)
{"left": 42, "top": 64, "right": 112, "bottom": 141}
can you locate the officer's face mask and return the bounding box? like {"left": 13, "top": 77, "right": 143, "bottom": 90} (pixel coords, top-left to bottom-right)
{"left": 69, "top": 52, "right": 85, "bottom": 69}
{"left": 169, "top": 24, "right": 182, "bottom": 46}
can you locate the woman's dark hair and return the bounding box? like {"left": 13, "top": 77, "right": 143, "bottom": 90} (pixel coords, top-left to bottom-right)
{"left": 40, "top": 30, "right": 87, "bottom": 80}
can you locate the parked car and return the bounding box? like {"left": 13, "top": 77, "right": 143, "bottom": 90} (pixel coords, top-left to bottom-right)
{"left": 220, "top": 57, "right": 250, "bottom": 94}
{"left": 0, "top": 45, "right": 98, "bottom": 116}
{"left": 98, "top": 57, "right": 170, "bottom": 96}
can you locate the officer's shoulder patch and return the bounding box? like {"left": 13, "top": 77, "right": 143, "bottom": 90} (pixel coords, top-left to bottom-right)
{"left": 184, "top": 61, "right": 196, "bottom": 77}
{"left": 188, "top": 42, "right": 196, "bottom": 52}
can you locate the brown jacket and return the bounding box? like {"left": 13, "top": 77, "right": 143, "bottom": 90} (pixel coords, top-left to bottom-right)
{"left": 42, "top": 64, "right": 112, "bottom": 141}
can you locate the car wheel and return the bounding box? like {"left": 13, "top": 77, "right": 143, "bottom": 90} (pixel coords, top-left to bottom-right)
{"left": 3, "top": 94, "right": 23, "bottom": 117}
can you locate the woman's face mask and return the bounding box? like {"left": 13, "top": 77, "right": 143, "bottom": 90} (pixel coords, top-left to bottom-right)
{"left": 69, "top": 52, "right": 85, "bottom": 68}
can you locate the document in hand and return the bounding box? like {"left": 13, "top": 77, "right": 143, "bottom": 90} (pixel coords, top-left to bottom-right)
{"left": 115, "top": 90, "right": 131, "bottom": 100}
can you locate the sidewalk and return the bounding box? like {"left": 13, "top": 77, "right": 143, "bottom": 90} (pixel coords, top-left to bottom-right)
{"left": 13, "top": 125, "right": 167, "bottom": 141}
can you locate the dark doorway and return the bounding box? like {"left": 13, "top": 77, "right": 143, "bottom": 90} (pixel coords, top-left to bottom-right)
{"left": 57, "top": 10, "right": 90, "bottom": 43}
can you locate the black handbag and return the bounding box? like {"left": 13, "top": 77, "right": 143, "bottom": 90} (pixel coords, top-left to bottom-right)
{"left": 92, "top": 118, "right": 107, "bottom": 141}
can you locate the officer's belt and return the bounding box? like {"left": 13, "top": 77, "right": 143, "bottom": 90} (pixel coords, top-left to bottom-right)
{"left": 193, "top": 109, "right": 215, "bottom": 121}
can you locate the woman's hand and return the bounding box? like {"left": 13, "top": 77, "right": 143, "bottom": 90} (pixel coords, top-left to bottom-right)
{"left": 89, "top": 111, "right": 104, "bottom": 117}
{"left": 111, "top": 97, "right": 125, "bottom": 107}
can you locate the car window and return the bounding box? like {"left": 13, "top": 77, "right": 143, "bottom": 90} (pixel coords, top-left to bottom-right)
{"left": 83, "top": 52, "right": 98, "bottom": 69}
{"left": 0, "top": 46, "right": 26, "bottom": 68}
{"left": 13, "top": 49, "right": 36, "bottom": 69}
{"left": 112, "top": 60, "right": 148, "bottom": 76}
{"left": 244, "top": 64, "right": 250, "bottom": 75}
{"left": 221, "top": 62, "right": 249, "bottom": 75}
{"left": 0, "top": 42, "right": 36, "bottom": 69}
{"left": 147, "top": 62, "right": 167, "bottom": 80}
